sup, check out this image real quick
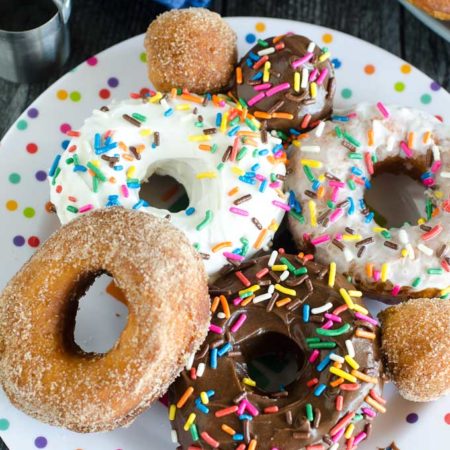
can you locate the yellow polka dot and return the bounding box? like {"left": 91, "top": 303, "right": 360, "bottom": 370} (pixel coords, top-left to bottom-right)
{"left": 322, "top": 33, "right": 333, "bottom": 44}
{"left": 6, "top": 200, "right": 18, "bottom": 211}
{"left": 255, "top": 22, "right": 266, "bottom": 33}
{"left": 401, "top": 64, "right": 412, "bottom": 74}
{"left": 57, "top": 89, "right": 68, "bottom": 100}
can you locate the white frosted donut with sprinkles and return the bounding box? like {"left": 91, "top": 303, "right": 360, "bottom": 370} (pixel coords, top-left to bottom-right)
{"left": 287, "top": 102, "right": 450, "bottom": 302}
{"left": 49, "top": 91, "right": 287, "bottom": 276}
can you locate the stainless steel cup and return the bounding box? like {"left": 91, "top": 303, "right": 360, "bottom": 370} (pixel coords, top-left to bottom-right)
{"left": 0, "top": 0, "right": 71, "bottom": 83}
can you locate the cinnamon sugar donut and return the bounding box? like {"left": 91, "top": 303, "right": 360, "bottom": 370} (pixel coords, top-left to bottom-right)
{"left": 0, "top": 207, "right": 210, "bottom": 432}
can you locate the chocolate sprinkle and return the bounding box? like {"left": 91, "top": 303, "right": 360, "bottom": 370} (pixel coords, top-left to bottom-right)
{"left": 122, "top": 114, "right": 141, "bottom": 127}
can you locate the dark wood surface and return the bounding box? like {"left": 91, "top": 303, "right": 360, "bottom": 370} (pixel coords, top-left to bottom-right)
{"left": 0, "top": 0, "right": 448, "bottom": 448}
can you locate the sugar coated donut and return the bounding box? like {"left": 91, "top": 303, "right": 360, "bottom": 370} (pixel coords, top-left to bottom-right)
{"left": 49, "top": 92, "right": 287, "bottom": 276}
{"left": 379, "top": 297, "right": 450, "bottom": 402}
{"left": 145, "top": 8, "right": 237, "bottom": 94}
{"left": 169, "top": 252, "right": 384, "bottom": 450}
{"left": 0, "top": 207, "right": 210, "bottom": 432}
{"left": 287, "top": 103, "right": 450, "bottom": 302}
{"left": 232, "top": 34, "right": 335, "bottom": 133}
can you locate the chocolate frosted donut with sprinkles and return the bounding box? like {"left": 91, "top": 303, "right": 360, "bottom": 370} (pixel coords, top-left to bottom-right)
{"left": 287, "top": 103, "right": 450, "bottom": 302}
{"left": 231, "top": 34, "right": 335, "bottom": 134}
{"left": 49, "top": 91, "right": 287, "bottom": 277}
{"left": 168, "top": 251, "right": 384, "bottom": 450}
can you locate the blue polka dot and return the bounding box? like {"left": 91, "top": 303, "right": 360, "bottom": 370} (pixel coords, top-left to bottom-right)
{"left": 13, "top": 235, "right": 25, "bottom": 247}
{"left": 332, "top": 58, "right": 342, "bottom": 69}
{"left": 245, "top": 33, "right": 256, "bottom": 44}
{"left": 61, "top": 140, "right": 70, "bottom": 150}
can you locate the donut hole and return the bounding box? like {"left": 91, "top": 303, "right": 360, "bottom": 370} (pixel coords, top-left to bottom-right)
{"left": 139, "top": 173, "right": 189, "bottom": 213}
{"left": 240, "top": 332, "right": 305, "bottom": 394}
{"left": 68, "top": 273, "right": 129, "bottom": 355}
{"left": 364, "top": 158, "right": 427, "bottom": 229}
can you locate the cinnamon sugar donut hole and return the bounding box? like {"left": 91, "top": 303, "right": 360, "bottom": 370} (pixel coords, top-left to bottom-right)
{"left": 144, "top": 8, "right": 237, "bottom": 93}
{"left": 0, "top": 207, "right": 210, "bottom": 432}
{"left": 379, "top": 298, "right": 450, "bottom": 402}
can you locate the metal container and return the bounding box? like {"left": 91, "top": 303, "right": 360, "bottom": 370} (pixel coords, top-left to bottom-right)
{"left": 0, "top": 0, "right": 71, "bottom": 83}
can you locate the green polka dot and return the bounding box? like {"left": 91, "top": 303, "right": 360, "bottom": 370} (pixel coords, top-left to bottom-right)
{"left": 16, "top": 120, "right": 27, "bottom": 130}
{"left": 421, "top": 93, "right": 432, "bottom": 104}
{"left": 8, "top": 173, "right": 21, "bottom": 184}
{"left": 341, "top": 88, "right": 352, "bottom": 99}
{"left": 394, "top": 81, "right": 405, "bottom": 92}
{"left": 140, "top": 52, "right": 147, "bottom": 63}
{"left": 23, "top": 207, "right": 35, "bottom": 218}
{"left": 0, "top": 419, "right": 9, "bottom": 431}
{"left": 70, "top": 91, "right": 81, "bottom": 102}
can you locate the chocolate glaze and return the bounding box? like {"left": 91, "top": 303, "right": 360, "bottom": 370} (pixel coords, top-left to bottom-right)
{"left": 232, "top": 35, "right": 335, "bottom": 132}
{"left": 169, "top": 253, "right": 383, "bottom": 449}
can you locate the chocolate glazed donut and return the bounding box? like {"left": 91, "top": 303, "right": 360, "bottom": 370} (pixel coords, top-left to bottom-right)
{"left": 169, "top": 252, "right": 385, "bottom": 450}
{"left": 232, "top": 34, "right": 335, "bottom": 133}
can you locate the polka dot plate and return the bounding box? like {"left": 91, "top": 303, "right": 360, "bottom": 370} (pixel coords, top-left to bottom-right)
{"left": 0, "top": 17, "right": 449, "bottom": 450}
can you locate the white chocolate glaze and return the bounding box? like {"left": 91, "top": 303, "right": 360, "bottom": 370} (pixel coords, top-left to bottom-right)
{"left": 287, "top": 103, "right": 450, "bottom": 296}
{"left": 49, "top": 94, "right": 286, "bottom": 276}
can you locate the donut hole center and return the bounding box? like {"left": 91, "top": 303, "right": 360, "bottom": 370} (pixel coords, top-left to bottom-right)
{"left": 140, "top": 173, "right": 189, "bottom": 213}
{"left": 364, "top": 158, "right": 427, "bottom": 229}
{"left": 71, "top": 273, "right": 128, "bottom": 354}
{"left": 241, "top": 332, "right": 305, "bottom": 394}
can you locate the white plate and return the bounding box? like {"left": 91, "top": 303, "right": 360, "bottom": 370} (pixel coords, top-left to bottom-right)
{"left": 0, "top": 17, "right": 449, "bottom": 450}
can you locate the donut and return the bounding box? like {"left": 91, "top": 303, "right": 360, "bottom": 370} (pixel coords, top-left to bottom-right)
{"left": 379, "top": 297, "right": 450, "bottom": 402}
{"left": 168, "top": 251, "right": 384, "bottom": 450}
{"left": 49, "top": 92, "right": 287, "bottom": 276}
{"left": 0, "top": 207, "right": 210, "bottom": 432}
{"left": 144, "top": 8, "right": 237, "bottom": 94}
{"left": 231, "top": 34, "right": 335, "bottom": 133}
{"left": 287, "top": 102, "right": 450, "bottom": 302}
{"left": 407, "top": 0, "right": 450, "bottom": 20}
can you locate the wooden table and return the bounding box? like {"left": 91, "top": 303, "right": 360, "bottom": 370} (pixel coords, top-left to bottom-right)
{"left": 0, "top": 0, "right": 448, "bottom": 448}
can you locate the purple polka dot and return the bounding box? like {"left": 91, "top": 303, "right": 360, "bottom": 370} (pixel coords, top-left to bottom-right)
{"left": 87, "top": 56, "right": 98, "bottom": 66}
{"left": 35, "top": 170, "right": 47, "bottom": 181}
{"left": 430, "top": 81, "right": 441, "bottom": 91}
{"left": 27, "top": 108, "right": 39, "bottom": 118}
{"left": 60, "top": 123, "right": 71, "bottom": 134}
{"left": 13, "top": 235, "right": 25, "bottom": 247}
{"left": 34, "top": 436, "right": 47, "bottom": 448}
{"left": 406, "top": 413, "right": 419, "bottom": 423}
{"left": 108, "top": 77, "right": 119, "bottom": 88}
{"left": 61, "top": 140, "right": 70, "bottom": 150}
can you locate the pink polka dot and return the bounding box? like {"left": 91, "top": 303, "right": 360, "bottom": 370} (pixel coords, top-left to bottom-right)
{"left": 60, "top": 123, "right": 71, "bottom": 134}
{"left": 99, "top": 88, "right": 111, "bottom": 99}
{"left": 87, "top": 56, "right": 98, "bottom": 66}
{"left": 26, "top": 143, "right": 38, "bottom": 154}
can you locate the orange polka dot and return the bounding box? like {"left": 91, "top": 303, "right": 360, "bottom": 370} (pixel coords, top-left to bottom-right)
{"left": 255, "top": 22, "right": 266, "bottom": 33}
{"left": 364, "top": 64, "right": 376, "bottom": 75}
{"left": 6, "top": 200, "right": 18, "bottom": 211}
{"left": 401, "top": 64, "right": 412, "bottom": 74}
{"left": 322, "top": 33, "right": 333, "bottom": 44}
{"left": 57, "top": 89, "right": 68, "bottom": 100}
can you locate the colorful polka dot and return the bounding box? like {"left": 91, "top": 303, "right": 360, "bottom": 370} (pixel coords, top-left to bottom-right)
{"left": 332, "top": 58, "right": 341, "bottom": 69}
{"left": 245, "top": 33, "right": 256, "bottom": 44}
{"left": 27, "top": 108, "right": 39, "bottom": 118}
{"left": 394, "top": 81, "right": 405, "bottom": 92}
{"left": 108, "top": 77, "right": 119, "bottom": 88}
{"left": 70, "top": 91, "right": 82, "bottom": 102}
{"left": 9, "top": 173, "right": 21, "bottom": 184}
{"left": 56, "top": 89, "right": 68, "bottom": 100}
{"left": 26, "top": 143, "right": 38, "bottom": 154}
{"left": 445, "top": 413, "right": 450, "bottom": 425}
{"left": 341, "top": 88, "right": 352, "bottom": 99}
{"left": 406, "top": 413, "right": 418, "bottom": 424}
{"left": 421, "top": 93, "right": 432, "bottom": 104}
{"left": 35, "top": 170, "right": 47, "bottom": 182}
{"left": 13, "top": 235, "right": 25, "bottom": 247}
{"left": 34, "top": 436, "right": 47, "bottom": 448}
{"left": 23, "top": 207, "right": 35, "bottom": 218}
{"left": 17, "top": 119, "right": 28, "bottom": 130}
{"left": 140, "top": 52, "right": 147, "bottom": 63}
{"left": 6, "top": 200, "right": 17, "bottom": 211}
{"left": 430, "top": 81, "right": 441, "bottom": 91}
{"left": 0, "top": 419, "right": 9, "bottom": 431}
{"left": 400, "top": 64, "right": 412, "bottom": 74}
{"left": 28, "top": 236, "right": 40, "bottom": 248}
{"left": 99, "top": 88, "right": 111, "bottom": 99}
{"left": 60, "top": 123, "right": 71, "bottom": 134}
{"left": 87, "top": 56, "right": 98, "bottom": 66}
{"left": 255, "top": 22, "right": 266, "bottom": 32}
{"left": 322, "top": 33, "right": 333, "bottom": 43}
{"left": 364, "top": 64, "right": 375, "bottom": 75}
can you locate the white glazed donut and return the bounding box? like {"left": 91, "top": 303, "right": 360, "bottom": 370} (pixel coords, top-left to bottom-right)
{"left": 49, "top": 92, "right": 287, "bottom": 276}
{"left": 287, "top": 103, "right": 450, "bottom": 302}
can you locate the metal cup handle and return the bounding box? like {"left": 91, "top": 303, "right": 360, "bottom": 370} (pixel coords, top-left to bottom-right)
{"left": 53, "top": 0, "right": 72, "bottom": 24}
